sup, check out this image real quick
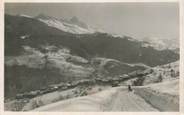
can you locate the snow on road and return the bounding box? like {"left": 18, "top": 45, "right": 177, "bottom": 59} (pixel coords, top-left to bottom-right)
{"left": 103, "top": 88, "right": 158, "bottom": 111}
{"left": 106, "top": 90, "right": 158, "bottom": 111}
{"left": 32, "top": 87, "right": 158, "bottom": 111}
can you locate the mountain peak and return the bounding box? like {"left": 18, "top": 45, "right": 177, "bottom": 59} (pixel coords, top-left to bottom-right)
{"left": 69, "top": 16, "right": 88, "bottom": 29}
{"left": 70, "top": 16, "right": 79, "bottom": 23}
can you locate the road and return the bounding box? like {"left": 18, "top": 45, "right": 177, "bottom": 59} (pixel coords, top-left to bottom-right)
{"left": 33, "top": 87, "right": 158, "bottom": 111}
{"left": 103, "top": 89, "right": 158, "bottom": 111}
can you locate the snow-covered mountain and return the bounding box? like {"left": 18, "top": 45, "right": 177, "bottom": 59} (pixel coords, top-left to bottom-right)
{"left": 105, "top": 32, "right": 179, "bottom": 51}
{"left": 35, "top": 14, "right": 95, "bottom": 34}
{"left": 18, "top": 14, "right": 179, "bottom": 52}
{"left": 139, "top": 37, "right": 179, "bottom": 51}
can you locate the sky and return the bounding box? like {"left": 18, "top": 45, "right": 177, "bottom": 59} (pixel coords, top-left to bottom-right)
{"left": 5, "top": 3, "right": 179, "bottom": 40}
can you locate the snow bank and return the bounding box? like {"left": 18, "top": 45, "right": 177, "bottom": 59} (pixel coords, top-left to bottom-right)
{"left": 32, "top": 87, "right": 119, "bottom": 111}
{"left": 22, "top": 88, "right": 78, "bottom": 111}
{"left": 134, "top": 80, "right": 179, "bottom": 111}
{"left": 146, "top": 79, "right": 179, "bottom": 95}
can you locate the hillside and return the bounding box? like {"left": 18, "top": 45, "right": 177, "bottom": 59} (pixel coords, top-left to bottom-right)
{"left": 5, "top": 14, "right": 179, "bottom": 66}
{"left": 142, "top": 61, "right": 179, "bottom": 85}
{"left": 30, "top": 61, "right": 179, "bottom": 112}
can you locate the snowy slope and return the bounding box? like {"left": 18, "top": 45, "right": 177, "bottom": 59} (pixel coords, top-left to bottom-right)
{"left": 140, "top": 37, "right": 179, "bottom": 51}
{"left": 147, "top": 79, "right": 179, "bottom": 95}
{"left": 142, "top": 61, "right": 179, "bottom": 85}
{"left": 35, "top": 14, "right": 95, "bottom": 34}
{"left": 5, "top": 45, "right": 93, "bottom": 78}
{"left": 109, "top": 33, "right": 179, "bottom": 51}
